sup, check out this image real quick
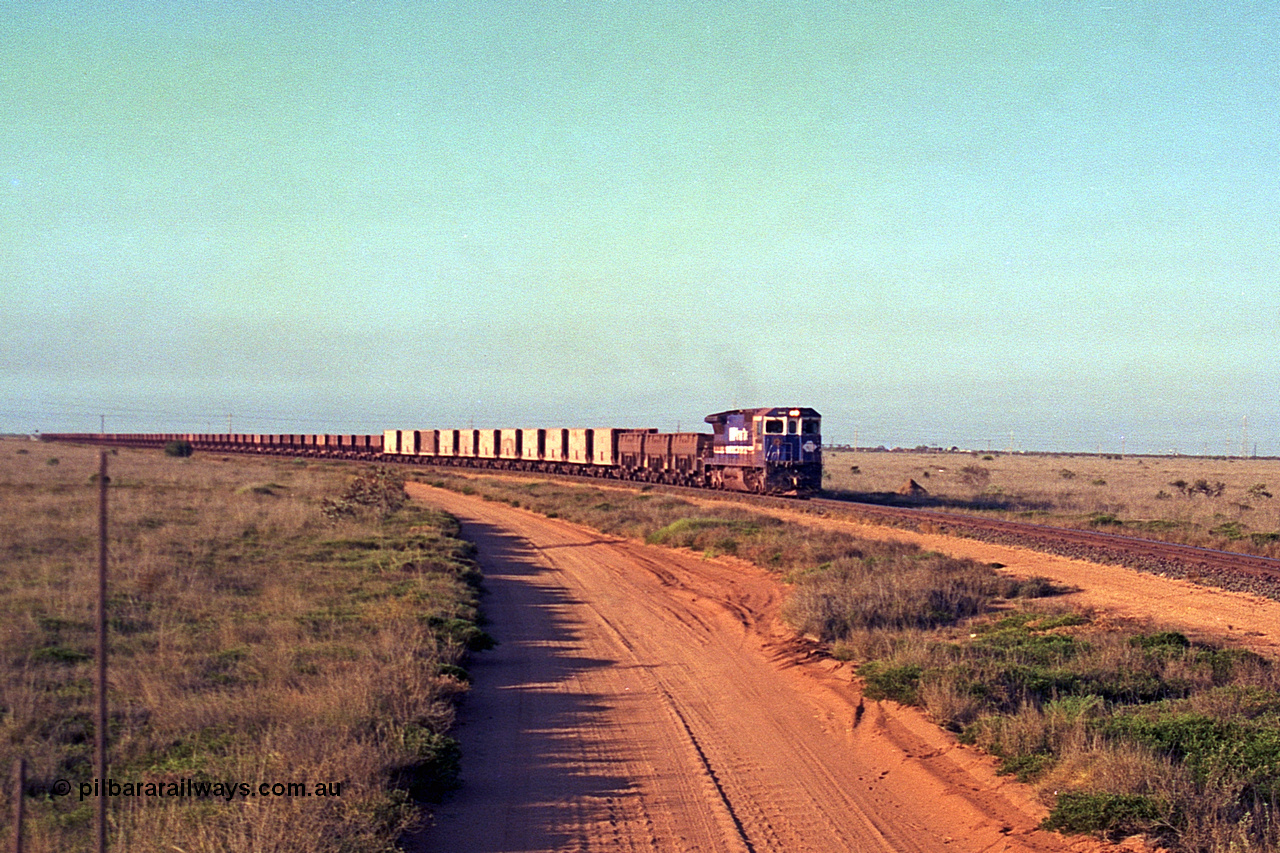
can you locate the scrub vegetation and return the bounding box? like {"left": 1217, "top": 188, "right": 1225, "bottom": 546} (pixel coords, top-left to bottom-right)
{"left": 428, "top": 470, "right": 1280, "bottom": 852}
{"left": 824, "top": 449, "right": 1280, "bottom": 559}
{"left": 856, "top": 614, "right": 1280, "bottom": 850}
{"left": 0, "top": 441, "right": 486, "bottom": 853}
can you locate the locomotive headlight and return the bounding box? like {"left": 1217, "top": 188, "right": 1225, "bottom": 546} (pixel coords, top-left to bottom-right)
{"left": 789, "top": 409, "right": 800, "bottom": 416}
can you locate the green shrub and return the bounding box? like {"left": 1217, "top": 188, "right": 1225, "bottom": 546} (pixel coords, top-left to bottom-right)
{"left": 859, "top": 662, "right": 922, "bottom": 704}
{"left": 393, "top": 725, "right": 462, "bottom": 802}
{"left": 163, "top": 440, "right": 194, "bottom": 457}
{"left": 999, "top": 575, "right": 1065, "bottom": 598}
{"left": 1104, "top": 710, "right": 1280, "bottom": 797}
{"left": 1130, "top": 631, "right": 1191, "bottom": 652}
{"left": 1043, "top": 791, "right": 1166, "bottom": 838}
{"left": 428, "top": 616, "right": 495, "bottom": 651}
{"left": 998, "top": 751, "right": 1053, "bottom": 781}
{"left": 1210, "top": 521, "right": 1246, "bottom": 540}
{"left": 32, "top": 644, "right": 92, "bottom": 664}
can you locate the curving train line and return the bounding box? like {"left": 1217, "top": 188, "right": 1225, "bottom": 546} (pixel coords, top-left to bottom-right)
{"left": 806, "top": 497, "right": 1280, "bottom": 596}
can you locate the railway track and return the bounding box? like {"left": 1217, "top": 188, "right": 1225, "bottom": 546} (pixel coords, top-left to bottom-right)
{"left": 804, "top": 496, "right": 1280, "bottom": 600}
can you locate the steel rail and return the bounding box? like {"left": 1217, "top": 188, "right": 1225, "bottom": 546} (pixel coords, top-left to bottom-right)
{"left": 806, "top": 496, "right": 1280, "bottom": 589}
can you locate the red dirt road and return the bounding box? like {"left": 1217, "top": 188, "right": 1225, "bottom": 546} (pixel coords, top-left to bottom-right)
{"left": 405, "top": 485, "right": 1123, "bottom": 853}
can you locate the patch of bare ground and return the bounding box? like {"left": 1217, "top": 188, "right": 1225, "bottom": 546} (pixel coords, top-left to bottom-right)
{"left": 405, "top": 483, "right": 1146, "bottom": 853}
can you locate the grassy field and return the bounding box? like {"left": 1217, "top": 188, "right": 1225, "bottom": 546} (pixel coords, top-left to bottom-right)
{"left": 426, "top": 470, "right": 1280, "bottom": 852}
{"left": 0, "top": 440, "right": 488, "bottom": 852}
{"left": 824, "top": 449, "right": 1280, "bottom": 557}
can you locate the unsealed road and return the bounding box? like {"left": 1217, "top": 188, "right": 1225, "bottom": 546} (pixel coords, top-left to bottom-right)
{"left": 406, "top": 485, "right": 1104, "bottom": 853}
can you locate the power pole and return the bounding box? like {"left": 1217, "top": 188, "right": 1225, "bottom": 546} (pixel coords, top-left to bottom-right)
{"left": 12, "top": 757, "right": 24, "bottom": 853}
{"left": 95, "top": 453, "right": 109, "bottom": 853}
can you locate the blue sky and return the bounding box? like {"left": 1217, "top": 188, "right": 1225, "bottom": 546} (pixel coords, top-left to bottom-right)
{"left": 2, "top": 1, "right": 1276, "bottom": 453}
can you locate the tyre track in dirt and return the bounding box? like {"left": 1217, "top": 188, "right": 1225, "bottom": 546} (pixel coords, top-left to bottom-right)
{"left": 405, "top": 484, "right": 1127, "bottom": 853}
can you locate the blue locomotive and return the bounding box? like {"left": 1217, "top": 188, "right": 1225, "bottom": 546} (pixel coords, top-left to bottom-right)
{"left": 704, "top": 407, "right": 823, "bottom": 495}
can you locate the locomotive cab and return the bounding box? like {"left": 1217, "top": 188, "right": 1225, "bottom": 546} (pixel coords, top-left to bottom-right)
{"left": 705, "top": 407, "right": 822, "bottom": 495}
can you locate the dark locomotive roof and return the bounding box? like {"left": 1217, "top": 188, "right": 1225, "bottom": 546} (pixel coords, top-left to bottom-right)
{"left": 703, "top": 407, "right": 821, "bottom": 423}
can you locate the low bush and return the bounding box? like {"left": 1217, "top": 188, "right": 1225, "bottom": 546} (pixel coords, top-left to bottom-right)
{"left": 1042, "top": 791, "right": 1167, "bottom": 838}
{"left": 392, "top": 726, "right": 463, "bottom": 802}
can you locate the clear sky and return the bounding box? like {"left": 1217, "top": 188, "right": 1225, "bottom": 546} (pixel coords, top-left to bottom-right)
{"left": 2, "top": 1, "right": 1276, "bottom": 453}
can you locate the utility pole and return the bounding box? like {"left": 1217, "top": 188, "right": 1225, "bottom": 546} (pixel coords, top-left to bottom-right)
{"left": 12, "top": 757, "right": 24, "bottom": 853}
{"left": 95, "top": 452, "right": 109, "bottom": 853}
{"left": 99, "top": 414, "right": 104, "bottom": 434}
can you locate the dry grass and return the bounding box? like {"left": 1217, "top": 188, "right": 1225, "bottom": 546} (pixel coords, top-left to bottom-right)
{"left": 824, "top": 449, "right": 1280, "bottom": 557}
{"left": 0, "top": 440, "right": 485, "bottom": 852}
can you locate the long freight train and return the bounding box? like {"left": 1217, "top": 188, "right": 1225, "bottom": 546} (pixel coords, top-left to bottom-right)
{"left": 41, "top": 406, "right": 822, "bottom": 496}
